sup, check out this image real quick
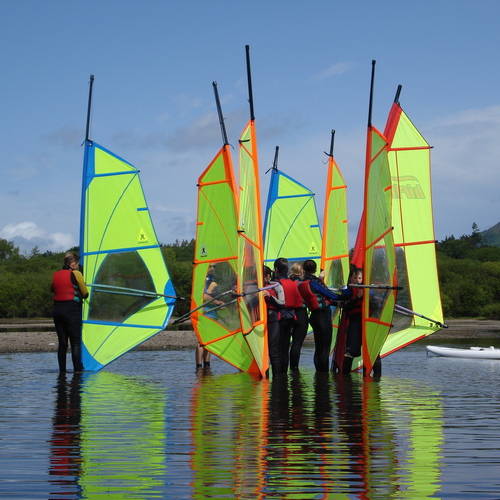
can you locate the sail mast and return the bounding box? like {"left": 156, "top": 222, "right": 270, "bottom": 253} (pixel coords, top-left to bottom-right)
{"left": 213, "top": 82, "right": 229, "bottom": 146}
{"left": 367, "top": 60, "right": 376, "bottom": 128}
{"left": 85, "top": 74, "right": 94, "bottom": 143}
{"left": 272, "top": 146, "right": 279, "bottom": 172}
{"left": 245, "top": 45, "right": 255, "bottom": 121}
{"left": 329, "top": 129, "right": 335, "bottom": 157}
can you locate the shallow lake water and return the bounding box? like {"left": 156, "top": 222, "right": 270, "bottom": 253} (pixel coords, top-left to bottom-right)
{"left": 1, "top": 337, "right": 500, "bottom": 499}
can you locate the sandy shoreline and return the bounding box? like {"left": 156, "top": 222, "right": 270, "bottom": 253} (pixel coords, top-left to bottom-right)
{"left": 0, "top": 318, "right": 499, "bottom": 354}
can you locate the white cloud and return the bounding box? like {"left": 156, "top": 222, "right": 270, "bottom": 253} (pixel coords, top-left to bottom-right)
{"left": 0, "top": 222, "right": 76, "bottom": 254}
{"left": 309, "top": 62, "right": 356, "bottom": 83}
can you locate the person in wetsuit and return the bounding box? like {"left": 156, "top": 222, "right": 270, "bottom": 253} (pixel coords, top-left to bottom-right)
{"left": 298, "top": 259, "right": 342, "bottom": 372}
{"left": 288, "top": 262, "right": 309, "bottom": 371}
{"left": 262, "top": 265, "right": 286, "bottom": 377}
{"left": 342, "top": 267, "right": 382, "bottom": 376}
{"left": 51, "top": 251, "right": 88, "bottom": 373}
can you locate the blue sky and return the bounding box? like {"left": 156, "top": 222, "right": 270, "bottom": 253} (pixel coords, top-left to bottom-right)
{"left": 1, "top": 1, "right": 499, "bottom": 254}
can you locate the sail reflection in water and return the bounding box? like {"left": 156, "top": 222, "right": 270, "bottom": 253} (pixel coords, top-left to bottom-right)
{"left": 190, "top": 372, "right": 444, "bottom": 499}
{"left": 49, "top": 371, "right": 168, "bottom": 498}
{"left": 47, "top": 367, "right": 442, "bottom": 499}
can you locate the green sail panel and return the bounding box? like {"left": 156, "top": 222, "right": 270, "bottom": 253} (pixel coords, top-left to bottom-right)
{"left": 80, "top": 142, "right": 176, "bottom": 371}
{"left": 238, "top": 120, "right": 267, "bottom": 378}
{"left": 191, "top": 146, "right": 257, "bottom": 373}
{"left": 381, "top": 101, "right": 444, "bottom": 356}
{"left": 263, "top": 168, "right": 322, "bottom": 267}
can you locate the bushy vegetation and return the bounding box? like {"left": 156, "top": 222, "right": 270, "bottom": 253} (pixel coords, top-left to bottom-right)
{"left": 1, "top": 223, "right": 499, "bottom": 320}
{"left": 436, "top": 224, "right": 500, "bottom": 319}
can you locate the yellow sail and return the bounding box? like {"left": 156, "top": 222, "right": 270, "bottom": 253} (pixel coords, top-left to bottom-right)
{"left": 191, "top": 145, "right": 258, "bottom": 373}
{"left": 238, "top": 119, "right": 267, "bottom": 377}
{"left": 381, "top": 91, "right": 445, "bottom": 357}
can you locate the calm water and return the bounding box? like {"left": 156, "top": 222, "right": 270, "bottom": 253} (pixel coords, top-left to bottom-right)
{"left": 1, "top": 338, "right": 500, "bottom": 499}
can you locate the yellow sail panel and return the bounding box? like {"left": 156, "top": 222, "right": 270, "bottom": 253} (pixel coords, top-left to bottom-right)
{"left": 321, "top": 153, "right": 349, "bottom": 290}
{"left": 191, "top": 146, "right": 258, "bottom": 373}
{"left": 381, "top": 102, "right": 444, "bottom": 356}
{"left": 360, "top": 126, "right": 397, "bottom": 374}
{"left": 81, "top": 142, "right": 176, "bottom": 371}
{"left": 80, "top": 372, "right": 166, "bottom": 495}
{"left": 321, "top": 150, "right": 350, "bottom": 354}
{"left": 238, "top": 120, "right": 267, "bottom": 377}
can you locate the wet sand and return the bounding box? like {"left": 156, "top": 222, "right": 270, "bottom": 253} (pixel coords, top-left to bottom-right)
{"left": 0, "top": 318, "right": 499, "bottom": 354}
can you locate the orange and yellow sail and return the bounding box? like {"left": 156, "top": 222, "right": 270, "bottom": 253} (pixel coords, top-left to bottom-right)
{"left": 352, "top": 64, "right": 398, "bottom": 374}
{"left": 381, "top": 88, "right": 444, "bottom": 356}
{"left": 237, "top": 118, "right": 267, "bottom": 377}
{"left": 191, "top": 144, "right": 259, "bottom": 373}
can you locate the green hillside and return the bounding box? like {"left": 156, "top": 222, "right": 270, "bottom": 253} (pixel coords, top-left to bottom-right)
{"left": 482, "top": 222, "right": 500, "bottom": 246}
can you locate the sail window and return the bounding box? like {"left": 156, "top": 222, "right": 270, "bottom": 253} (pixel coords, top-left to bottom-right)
{"left": 88, "top": 251, "right": 155, "bottom": 322}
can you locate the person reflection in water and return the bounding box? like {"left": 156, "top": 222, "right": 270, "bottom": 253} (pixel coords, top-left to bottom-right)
{"left": 49, "top": 373, "right": 83, "bottom": 491}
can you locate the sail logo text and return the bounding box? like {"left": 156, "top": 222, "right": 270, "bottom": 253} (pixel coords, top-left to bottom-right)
{"left": 392, "top": 176, "right": 426, "bottom": 200}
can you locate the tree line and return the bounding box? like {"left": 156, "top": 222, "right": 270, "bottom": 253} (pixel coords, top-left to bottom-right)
{"left": 1, "top": 224, "right": 499, "bottom": 320}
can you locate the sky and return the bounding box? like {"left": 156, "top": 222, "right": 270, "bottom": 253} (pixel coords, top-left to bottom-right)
{"left": 1, "top": 1, "right": 499, "bottom": 254}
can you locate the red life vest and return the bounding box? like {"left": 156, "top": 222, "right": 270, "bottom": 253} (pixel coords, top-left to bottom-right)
{"left": 264, "top": 284, "right": 280, "bottom": 311}
{"left": 278, "top": 278, "right": 304, "bottom": 309}
{"left": 298, "top": 279, "right": 330, "bottom": 311}
{"left": 52, "top": 269, "right": 79, "bottom": 302}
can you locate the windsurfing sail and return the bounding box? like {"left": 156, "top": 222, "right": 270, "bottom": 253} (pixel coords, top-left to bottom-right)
{"left": 320, "top": 131, "right": 350, "bottom": 359}
{"left": 352, "top": 61, "right": 398, "bottom": 375}
{"left": 237, "top": 45, "right": 268, "bottom": 378}
{"left": 80, "top": 75, "right": 176, "bottom": 371}
{"left": 190, "top": 82, "right": 260, "bottom": 374}
{"left": 380, "top": 85, "right": 444, "bottom": 357}
{"left": 263, "top": 146, "right": 322, "bottom": 268}
{"left": 321, "top": 131, "right": 349, "bottom": 292}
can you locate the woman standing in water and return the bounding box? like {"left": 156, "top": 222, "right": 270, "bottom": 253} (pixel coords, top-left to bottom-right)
{"left": 51, "top": 251, "right": 88, "bottom": 373}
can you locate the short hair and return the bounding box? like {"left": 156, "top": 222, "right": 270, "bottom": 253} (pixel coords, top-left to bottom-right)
{"left": 64, "top": 251, "right": 79, "bottom": 267}
{"left": 303, "top": 259, "right": 317, "bottom": 274}
{"left": 348, "top": 266, "right": 363, "bottom": 282}
{"left": 273, "top": 257, "right": 288, "bottom": 275}
{"left": 263, "top": 265, "right": 273, "bottom": 278}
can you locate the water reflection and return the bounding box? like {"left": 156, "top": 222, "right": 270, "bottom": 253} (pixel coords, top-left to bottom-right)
{"left": 190, "top": 372, "right": 444, "bottom": 499}
{"left": 189, "top": 371, "right": 268, "bottom": 498}
{"left": 49, "top": 371, "right": 167, "bottom": 499}
{"left": 46, "top": 367, "right": 444, "bottom": 499}
{"left": 49, "top": 373, "right": 83, "bottom": 496}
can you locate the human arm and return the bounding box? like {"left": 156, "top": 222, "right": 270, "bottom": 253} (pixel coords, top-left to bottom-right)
{"left": 72, "top": 271, "right": 89, "bottom": 299}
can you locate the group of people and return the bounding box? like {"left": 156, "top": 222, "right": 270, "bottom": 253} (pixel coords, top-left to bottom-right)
{"left": 51, "top": 251, "right": 376, "bottom": 376}
{"left": 198, "top": 256, "right": 378, "bottom": 377}
{"left": 263, "top": 257, "right": 346, "bottom": 377}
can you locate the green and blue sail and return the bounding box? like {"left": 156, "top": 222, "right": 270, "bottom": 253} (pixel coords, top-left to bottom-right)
{"left": 80, "top": 141, "right": 176, "bottom": 371}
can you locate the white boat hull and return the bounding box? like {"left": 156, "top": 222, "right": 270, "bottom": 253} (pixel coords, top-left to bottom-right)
{"left": 426, "top": 345, "right": 500, "bottom": 360}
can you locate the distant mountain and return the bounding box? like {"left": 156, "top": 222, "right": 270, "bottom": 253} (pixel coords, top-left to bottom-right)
{"left": 482, "top": 222, "right": 500, "bottom": 247}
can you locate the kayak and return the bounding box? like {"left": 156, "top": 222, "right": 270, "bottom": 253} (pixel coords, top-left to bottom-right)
{"left": 426, "top": 345, "right": 500, "bottom": 360}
